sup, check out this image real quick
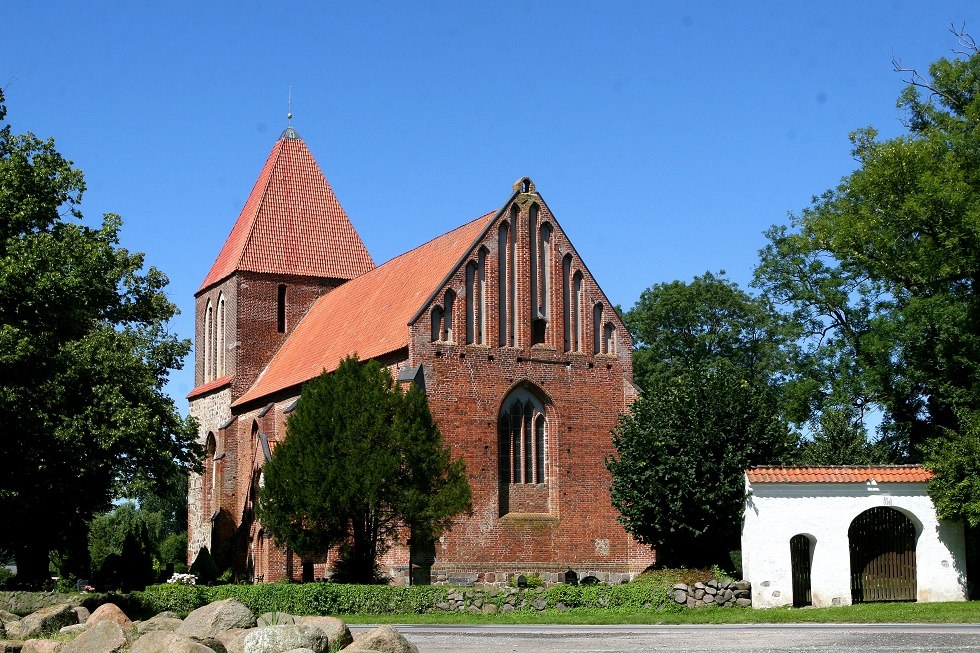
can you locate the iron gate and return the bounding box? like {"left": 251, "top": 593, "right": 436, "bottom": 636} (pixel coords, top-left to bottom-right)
{"left": 790, "top": 534, "right": 812, "bottom": 607}
{"left": 848, "top": 507, "right": 916, "bottom": 603}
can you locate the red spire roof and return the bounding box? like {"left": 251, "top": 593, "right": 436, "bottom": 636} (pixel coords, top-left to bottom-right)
{"left": 233, "top": 211, "right": 497, "bottom": 407}
{"left": 746, "top": 465, "right": 932, "bottom": 484}
{"left": 198, "top": 128, "right": 374, "bottom": 293}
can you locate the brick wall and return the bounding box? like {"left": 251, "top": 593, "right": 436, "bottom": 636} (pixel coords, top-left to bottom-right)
{"left": 189, "top": 186, "right": 654, "bottom": 582}
{"left": 403, "top": 192, "right": 654, "bottom": 579}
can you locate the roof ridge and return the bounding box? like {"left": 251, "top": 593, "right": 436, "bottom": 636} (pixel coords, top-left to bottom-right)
{"left": 378, "top": 210, "right": 496, "bottom": 267}
{"left": 750, "top": 464, "right": 925, "bottom": 469}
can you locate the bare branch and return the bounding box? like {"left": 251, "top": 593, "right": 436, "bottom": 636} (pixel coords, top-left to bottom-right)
{"left": 892, "top": 55, "right": 962, "bottom": 114}
{"left": 950, "top": 22, "right": 979, "bottom": 55}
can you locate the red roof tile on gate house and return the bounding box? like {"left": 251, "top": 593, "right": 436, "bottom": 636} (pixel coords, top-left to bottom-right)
{"left": 746, "top": 466, "right": 933, "bottom": 484}
{"left": 198, "top": 130, "right": 375, "bottom": 293}
{"left": 232, "top": 210, "right": 498, "bottom": 407}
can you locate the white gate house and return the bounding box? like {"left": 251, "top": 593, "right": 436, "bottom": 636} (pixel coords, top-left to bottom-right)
{"left": 741, "top": 466, "right": 967, "bottom": 608}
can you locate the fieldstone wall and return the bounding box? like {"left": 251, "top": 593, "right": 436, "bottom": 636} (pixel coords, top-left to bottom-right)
{"left": 671, "top": 580, "right": 752, "bottom": 607}
{"left": 0, "top": 591, "right": 84, "bottom": 616}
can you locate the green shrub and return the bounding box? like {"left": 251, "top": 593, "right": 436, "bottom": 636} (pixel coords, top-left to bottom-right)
{"left": 134, "top": 583, "right": 210, "bottom": 616}
{"left": 130, "top": 569, "right": 712, "bottom": 619}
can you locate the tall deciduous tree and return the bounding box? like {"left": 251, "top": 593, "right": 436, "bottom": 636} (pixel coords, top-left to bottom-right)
{"left": 256, "top": 356, "right": 471, "bottom": 584}
{"left": 609, "top": 273, "right": 799, "bottom": 568}
{"left": 751, "top": 30, "right": 980, "bottom": 519}
{"left": 0, "top": 91, "right": 199, "bottom": 583}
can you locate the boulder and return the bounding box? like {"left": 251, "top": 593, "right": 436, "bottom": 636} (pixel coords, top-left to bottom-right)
{"left": 85, "top": 604, "right": 131, "bottom": 629}
{"left": 7, "top": 605, "right": 78, "bottom": 639}
{"left": 347, "top": 625, "right": 418, "bottom": 653}
{"left": 243, "top": 625, "right": 328, "bottom": 653}
{"left": 282, "top": 649, "right": 314, "bottom": 653}
{"left": 134, "top": 615, "right": 182, "bottom": 635}
{"left": 59, "top": 625, "right": 87, "bottom": 635}
{"left": 177, "top": 599, "right": 255, "bottom": 641}
{"left": 213, "top": 628, "right": 250, "bottom": 653}
{"left": 130, "top": 631, "right": 216, "bottom": 653}
{"left": 21, "top": 641, "right": 61, "bottom": 653}
{"left": 0, "top": 611, "right": 19, "bottom": 625}
{"left": 72, "top": 608, "right": 90, "bottom": 625}
{"left": 60, "top": 621, "right": 127, "bottom": 653}
{"left": 296, "top": 617, "right": 352, "bottom": 650}
{"left": 0, "top": 641, "right": 22, "bottom": 652}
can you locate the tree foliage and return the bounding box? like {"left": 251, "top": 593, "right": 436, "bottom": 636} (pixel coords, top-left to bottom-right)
{"left": 751, "top": 31, "right": 980, "bottom": 520}
{"left": 0, "top": 91, "right": 200, "bottom": 583}
{"left": 256, "top": 356, "right": 471, "bottom": 584}
{"left": 610, "top": 273, "right": 799, "bottom": 568}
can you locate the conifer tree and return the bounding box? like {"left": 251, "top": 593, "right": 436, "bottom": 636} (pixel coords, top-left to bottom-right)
{"left": 257, "top": 356, "right": 471, "bottom": 583}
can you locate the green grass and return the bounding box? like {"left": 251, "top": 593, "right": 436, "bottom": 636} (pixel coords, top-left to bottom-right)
{"left": 342, "top": 600, "right": 980, "bottom": 625}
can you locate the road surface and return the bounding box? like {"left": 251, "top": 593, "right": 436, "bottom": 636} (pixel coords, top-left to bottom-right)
{"left": 350, "top": 623, "right": 980, "bottom": 652}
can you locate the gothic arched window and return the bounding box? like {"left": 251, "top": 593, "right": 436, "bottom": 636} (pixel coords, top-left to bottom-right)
{"left": 497, "top": 386, "right": 549, "bottom": 515}
{"left": 498, "top": 388, "right": 547, "bottom": 485}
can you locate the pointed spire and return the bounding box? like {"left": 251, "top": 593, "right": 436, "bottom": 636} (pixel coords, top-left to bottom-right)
{"left": 198, "top": 132, "right": 375, "bottom": 293}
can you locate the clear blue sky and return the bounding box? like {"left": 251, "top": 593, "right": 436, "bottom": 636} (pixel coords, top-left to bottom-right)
{"left": 3, "top": 1, "right": 978, "bottom": 412}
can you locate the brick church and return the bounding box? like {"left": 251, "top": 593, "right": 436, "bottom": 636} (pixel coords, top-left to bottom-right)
{"left": 187, "top": 125, "right": 655, "bottom": 584}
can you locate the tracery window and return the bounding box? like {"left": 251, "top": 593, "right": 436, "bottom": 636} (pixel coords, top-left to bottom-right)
{"left": 497, "top": 388, "right": 547, "bottom": 485}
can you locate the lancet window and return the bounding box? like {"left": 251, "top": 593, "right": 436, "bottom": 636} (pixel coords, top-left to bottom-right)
{"left": 497, "top": 388, "right": 547, "bottom": 485}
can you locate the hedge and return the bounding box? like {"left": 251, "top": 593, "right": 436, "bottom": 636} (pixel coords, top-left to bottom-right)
{"left": 132, "top": 581, "right": 681, "bottom": 617}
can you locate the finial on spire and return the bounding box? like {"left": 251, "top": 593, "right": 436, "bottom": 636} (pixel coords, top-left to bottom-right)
{"left": 280, "top": 87, "right": 300, "bottom": 140}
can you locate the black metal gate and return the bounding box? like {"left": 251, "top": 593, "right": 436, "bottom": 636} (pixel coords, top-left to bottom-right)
{"left": 848, "top": 507, "right": 917, "bottom": 603}
{"left": 790, "top": 534, "right": 812, "bottom": 607}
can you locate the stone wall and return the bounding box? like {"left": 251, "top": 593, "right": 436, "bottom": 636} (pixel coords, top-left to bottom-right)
{"left": 670, "top": 580, "right": 752, "bottom": 608}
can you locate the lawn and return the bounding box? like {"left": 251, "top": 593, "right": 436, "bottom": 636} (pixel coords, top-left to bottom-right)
{"left": 343, "top": 600, "right": 980, "bottom": 625}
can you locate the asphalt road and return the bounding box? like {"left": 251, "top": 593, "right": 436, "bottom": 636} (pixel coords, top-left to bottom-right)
{"left": 350, "top": 623, "right": 980, "bottom": 652}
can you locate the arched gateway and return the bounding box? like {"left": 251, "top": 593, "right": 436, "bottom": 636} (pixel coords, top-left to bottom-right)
{"left": 848, "top": 507, "right": 917, "bottom": 602}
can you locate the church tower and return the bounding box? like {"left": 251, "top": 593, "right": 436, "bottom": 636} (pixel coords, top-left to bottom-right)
{"left": 187, "top": 126, "right": 373, "bottom": 562}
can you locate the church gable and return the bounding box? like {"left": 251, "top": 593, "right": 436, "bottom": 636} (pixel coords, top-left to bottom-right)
{"left": 416, "top": 177, "right": 631, "bottom": 360}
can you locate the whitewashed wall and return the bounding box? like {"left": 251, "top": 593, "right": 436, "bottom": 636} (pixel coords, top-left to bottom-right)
{"left": 741, "top": 478, "right": 967, "bottom": 608}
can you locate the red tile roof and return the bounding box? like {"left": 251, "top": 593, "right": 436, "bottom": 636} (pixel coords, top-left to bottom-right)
{"left": 233, "top": 210, "right": 498, "bottom": 407}
{"left": 198, "top": 131, "right": 374, "bottom": 293}
{"left": 746, "top": 466, "right": 933, "bottom": 484}
{"left": 186, "top": 375, "right": 233, "bottom": 400}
